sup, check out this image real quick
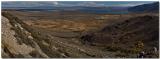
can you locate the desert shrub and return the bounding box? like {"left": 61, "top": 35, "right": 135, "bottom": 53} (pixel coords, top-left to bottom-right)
{"left": 131, "top": 41, "right": 144, "bottom": 53}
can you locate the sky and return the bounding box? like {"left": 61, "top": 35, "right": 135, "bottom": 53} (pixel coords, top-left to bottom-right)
{"left": 2, "top": 1, "right": 156, "bottom": 7}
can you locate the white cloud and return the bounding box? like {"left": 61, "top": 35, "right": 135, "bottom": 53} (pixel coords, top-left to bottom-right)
{"left": 86, "top": 2, "right": 97, "bottom": 6}
{"left": 52, "top": 1, "right": 58, "bottom": 5}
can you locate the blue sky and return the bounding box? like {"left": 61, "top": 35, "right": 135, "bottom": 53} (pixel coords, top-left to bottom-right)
{"left": 2, "top": 1, "right": 156, "bottom": 7}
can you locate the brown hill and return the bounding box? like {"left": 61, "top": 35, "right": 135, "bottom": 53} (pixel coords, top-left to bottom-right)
{"left": 81, "top": 15, "right": 159, "bottom": 54}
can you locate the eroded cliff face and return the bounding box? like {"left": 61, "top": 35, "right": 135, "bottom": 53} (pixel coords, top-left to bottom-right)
{"left": 2, "top": 16, "right": 34, "bottom": 57}
{"left": 2, "top": 15, "right": 52, "bottom": 57}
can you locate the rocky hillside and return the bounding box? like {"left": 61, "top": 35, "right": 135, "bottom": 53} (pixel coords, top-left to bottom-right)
{"left": 2, "top": 11, "right": 159, "bottom": 58}
{"left": 81, "top": 15, "right": 159, "bottom": 57}
{"left": 2, "top": 12, "right": 113, "bottom": 58}
{"left": 2, "top": 16, "right": 35, "bottom": 57}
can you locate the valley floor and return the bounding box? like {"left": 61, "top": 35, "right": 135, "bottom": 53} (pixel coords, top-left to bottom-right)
{"left": 1, "top": 11, "right": 159, "bottom": 58}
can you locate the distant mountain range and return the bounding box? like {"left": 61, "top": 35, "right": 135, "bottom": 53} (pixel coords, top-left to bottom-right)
{"left": 2, "top": 2, "right": 159, "bottom": 14}
{"left": 128, "top": 2, "right": 159, "bottom": 13}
